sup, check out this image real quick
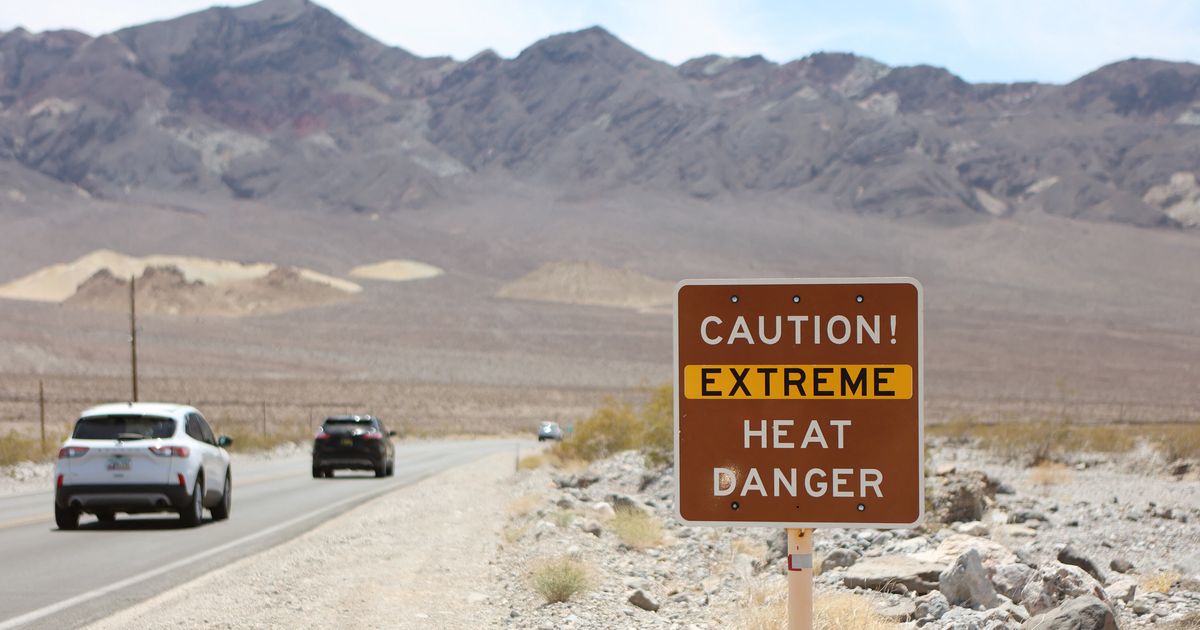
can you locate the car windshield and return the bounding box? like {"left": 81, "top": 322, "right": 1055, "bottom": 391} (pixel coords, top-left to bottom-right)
{"left": 324, "top": 419, "right": 375, "bottom": 432}
{"left": 73, "top": 415, "right": 176, "bottom": 440}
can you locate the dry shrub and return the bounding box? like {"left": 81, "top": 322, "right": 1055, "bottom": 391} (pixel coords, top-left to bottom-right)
{"left": 816, "top": 593, "right": 902, "bottom": 629}
{"left": 611, "top": 506, "right": 664, "bottom": 549}
{"left": 1029, "top": 462, "right": 1071, "bottom": 486}
{"left": 739, "top": 581, "right": 898, "bottom": 630}
{"left": 517, "top": 453, "right": 546, "bottom": 470}
{"left": 0, "top": 430, "right": 62, "bottom": 466}
{"left": 530, "top": 555, "right": 594, "bottom": 604}
{"left": 502, "top": 524, "right": 528, "bottom": 544}
{"left": 552, "top": 509, "right": 575, "bottom": 528}
{"left": 929, "top": 419, "right": 1200, "bottom": 462}
{"left": 1163, "top": 612, "right": 1200, "bottom": 629}
{"left": 552, "top": 384, "right": 674, "bottom": 465}
{"left": 507, "top": 494, "right": 541, "bottom": 518}
{"left": 1142, "top": 571, "right": 1182, "bottom": 594}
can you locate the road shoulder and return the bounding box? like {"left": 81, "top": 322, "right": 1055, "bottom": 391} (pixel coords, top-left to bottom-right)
{"left": 86, "top": 450, "right": 517, "bottom": 630}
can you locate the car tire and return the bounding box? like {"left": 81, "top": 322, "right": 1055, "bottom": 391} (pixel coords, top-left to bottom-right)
{"left": 374, "top": 462, "right": 386, "bottom": 478}
{"left": 95, "top": 511, "right": 116, "bottom": 524}
{"left": 211, "top": 473, "right": 231, "bottom": 521}
{"left": 180, "top": 477, "right": 204, "bottom": 527}
{"left": 55, "top": 504, "right": 79, "bottom": 530}
{"left": 312, "top": 463, "right": 323, "bottom": 479}
{"left": 386, "top": 460, "right": 394, "bottom": 477}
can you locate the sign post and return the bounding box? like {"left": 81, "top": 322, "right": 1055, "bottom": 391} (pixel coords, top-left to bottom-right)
{"left": 673, "top": 278, "right": 924, "bottom": 628}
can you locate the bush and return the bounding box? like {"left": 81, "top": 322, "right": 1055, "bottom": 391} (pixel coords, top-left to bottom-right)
{"left": 530, "top": 556, "right": 593, "bottom": 604}
{"left": 0, "top": 430, "right": 61, "bottom": 467}
{"left": 611, "top": 506, "right": 664, "bottom": 549}
{"left": 553, "top": 384, "right": 674, "bottom": 465}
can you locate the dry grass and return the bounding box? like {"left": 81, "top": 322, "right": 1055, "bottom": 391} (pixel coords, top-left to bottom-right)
{"left": 1162, "top": 612, "right": 1200, "bottom": 629}
{"left": 929, "top": 418, "right": 1200, "bottom": 462}
{"left": 0, "top": 430, "right": 64, "bottom": 466}
{"left": 501, "top": 524, "right": 528, "bottom": 544}
{"left": 611, "top": 506, "right": 664, "bottom": 549}
{"left": 1029, "top": 462, "right": 1072, "bottom": 486}
{"left": 739, "top": 580, "right": 899, "bottom": 630}
{"left": 507, "top": 494, "right": 542, "bottom": 519}
{"left": 552, "top": 509, "right": 575, "bottom": 528}
{"left": 1142, "top": 571, "right": 1182, "bottom": 594}
{"left": 518, "top": 453, "right": 547, "bottom": 470}
{"left": 529, "top": 555, "right": 594, "bottom": 604}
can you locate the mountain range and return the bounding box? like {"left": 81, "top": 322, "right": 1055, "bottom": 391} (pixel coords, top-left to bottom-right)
{"left": 3, "top": 0, "right": 1200, "bottom": 228}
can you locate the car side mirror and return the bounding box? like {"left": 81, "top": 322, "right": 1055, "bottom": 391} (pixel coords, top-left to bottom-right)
{"left": 388, "top": 430, "right": 397, "bottom": 437}
{"left": 217, "top": 435, "right": 233, "bottom": 447}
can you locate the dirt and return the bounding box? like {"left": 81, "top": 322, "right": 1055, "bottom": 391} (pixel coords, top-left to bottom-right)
{"left": 496, "top": 261, "right": 674, "bottom": 313}
{"left": 85, "top": 451, "right": 516, "bottom": 630}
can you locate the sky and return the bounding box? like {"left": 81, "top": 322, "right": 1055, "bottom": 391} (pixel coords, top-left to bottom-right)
{"left": 2, "top": 0, "right": 1199, "bottom": 84}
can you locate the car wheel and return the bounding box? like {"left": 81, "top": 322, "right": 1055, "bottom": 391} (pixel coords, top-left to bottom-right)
{"left": 312, "top": 463, "right": 323, "bottom": 479}
{"left": 55, "top": 504, "right": 79, "bottom": 530}
{"left": 387, "top": 460, "right": 394, "bottom": 477}
{"left": 180, "top": 477, "right": 204, "bottom": 527}
{"left": 211, "top": 473, "right": 231, "bottom": 521}
{"left": 95, "top": 510, "right": 116, "bottom": 524}
{"left": 374, "top": 462, "right": 386, "bottom": 478}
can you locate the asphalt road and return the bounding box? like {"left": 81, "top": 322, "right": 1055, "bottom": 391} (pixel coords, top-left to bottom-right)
{"left": 0, "top": 439, "right": 525, "bottom": 629}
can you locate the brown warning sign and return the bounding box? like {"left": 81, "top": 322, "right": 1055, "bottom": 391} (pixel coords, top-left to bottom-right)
{"left": 674, "top": 278, "right": 923, "bottom": 527}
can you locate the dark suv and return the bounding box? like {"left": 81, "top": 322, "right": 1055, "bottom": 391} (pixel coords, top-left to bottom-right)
{"left": 312, "top": 415, "right": 395, "bottom": 478}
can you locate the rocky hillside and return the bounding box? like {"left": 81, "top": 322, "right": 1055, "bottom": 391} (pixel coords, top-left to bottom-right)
{"left": 2, "top": 0, "right": 1200, "bottom": 227}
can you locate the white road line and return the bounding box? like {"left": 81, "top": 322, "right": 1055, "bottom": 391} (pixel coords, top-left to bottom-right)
{"left": 0, "top": 478, "right": 410, "bottom": 630}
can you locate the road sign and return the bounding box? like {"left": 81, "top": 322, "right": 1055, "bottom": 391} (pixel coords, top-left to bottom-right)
{"left": 674, "top": 278, "right": 923, "bottom": 528}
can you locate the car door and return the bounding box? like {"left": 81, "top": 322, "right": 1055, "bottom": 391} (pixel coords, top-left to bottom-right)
{"left": 186, "top": 414, "right": 220, "bottom": 495}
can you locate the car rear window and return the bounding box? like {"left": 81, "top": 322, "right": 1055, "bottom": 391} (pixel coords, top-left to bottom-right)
{"left": 73, "top": 415, "right": 176, "bottom": 440}
{"left": 323, "top": 418, "right": 375, "bottom": 431}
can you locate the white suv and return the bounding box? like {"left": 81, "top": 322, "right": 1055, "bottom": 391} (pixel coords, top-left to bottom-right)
{"left": 54, "top": 403, "right": 233, "bottom": 529}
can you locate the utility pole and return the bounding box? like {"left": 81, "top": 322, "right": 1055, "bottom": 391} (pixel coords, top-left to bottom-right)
{"left": 130, "top": 274, "right": 139, "bottom": 402}
{"left": 38, "top": 380, "right": 46, "bottom": 453}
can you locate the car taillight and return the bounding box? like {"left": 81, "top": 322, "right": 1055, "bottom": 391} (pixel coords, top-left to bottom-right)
{"left": 362, "top": 432, "right": 383, "bottom": 440}
{"left": 315, "top": 432, "right": 331, "bottom": 440}
{"left": 177, "top": 473, "right": 186, "bottom": 487}
{"left": 149, "top": 446, "right": 190, "bottom": 457}
{"left": 57, "top": 446, "right": 89, "bottom": 459}
{"left": 57, "top": 474, "right": 64, "bottom": 488}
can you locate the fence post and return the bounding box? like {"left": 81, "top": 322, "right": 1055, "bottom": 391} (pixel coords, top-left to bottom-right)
{"left": 261, "top": 402, "right": 267, "bottom": 437}
{"left": 39, "top": 380, "right": 46, "bottom": 453}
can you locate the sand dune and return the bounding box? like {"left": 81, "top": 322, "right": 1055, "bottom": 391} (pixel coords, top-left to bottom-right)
{"left": 0, "top": 249, "right": 361, "bottom": 303}
{"left": 349, "top": 260, "right": 443, "bottom": 282}
{"left": 497, "top": 261, "right": 673, "bottom": 313}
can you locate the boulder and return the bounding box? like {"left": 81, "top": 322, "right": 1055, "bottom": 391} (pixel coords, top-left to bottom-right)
{"left": 877, "top": 599, "right": 916, "bottom": 622}
{"left": 1104, "top": 577, "right": 1137, "bottom": 603}
{"left": 955, "top": 521, "right": 991, "bottom": 536}
{"left": 913, "top": 534, "right": 1019, "bottom": 570}
{"left": 940, "top": 549, "right": 1002, "bottom": 609}
{"left": 628, "top": 589, "right": 660, "bottom": 612}
{"left": 1108, "top": 558, "right": 1134, "bottom": 574}
{"left": 914, "top": 590, "right": 950, "bottom": 622}
{"left": 1057, "top": 546, "right": 1104, "bottom": 583}
{"left": 1020, "top": 595, "right": 1117, "bottom": 630}
{"left": 928, "top": 470, "right": 995, "bottom": 523}
{"left": 606, "top": 493, "right": 651, "bottom": 517}
{"left": 843, "top": 555, "right": 947, "bottom": 595}
{"left": 992, "top": 563, "right": 1038, "bottom": 601}
{"left": 821, "top": 548, "right": 861, "bottom": 572}
{"left": 1019, "top": 563, "right": 1109, "bottom": 616}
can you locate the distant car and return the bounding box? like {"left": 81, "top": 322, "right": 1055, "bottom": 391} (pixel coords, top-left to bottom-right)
{"left": 54, "top": 403, "right": 233, "bottom": 530}
{"left": 312, "top": 415, "right": 395, "bottom": 478}
{"left": 538, "top": 421, "right": 563, "bottom": 442}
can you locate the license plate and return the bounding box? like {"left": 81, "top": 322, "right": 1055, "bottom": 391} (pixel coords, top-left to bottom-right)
{"left": 341, "top": 438, "right": 353, "bottom": 447}
{"left": 107, "top": 455, "right": 131, "bottom": 471}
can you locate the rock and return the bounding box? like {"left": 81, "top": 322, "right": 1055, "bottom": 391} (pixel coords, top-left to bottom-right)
{"left": 628, "top": 589, "right": 660, "bottom": 612}
{"left": 877, "top": 599, "right": 916, "bottom": 622}
{"left": 843, "top": 555, "right": 948, "bottom": 595}
{"left": 766, "top": 530, "right": 788, "bottom": 563}
{"left": 821, "top": 548, "right": 861, "bottom": 572}
{"left": 929, "top": 471, "right": 994, "bottom": 523}
{"left": 1105, "top": 577, "right": 1137, "bottom": 604}
{"left": 554, "top": 473, "right": 599, "bottom": 489}
{"left": 913, "top": 534, "right": 1018, "bottom": 569}
{"left": 941, "top": 549, "right": 1002, "bottom": 609}
{"left": 1020, "top": 595, "right": 1117, "bottom": 630}
{"left": 914, "top": 590, "right": 951, "bottom": 621}
{"left": 992, "top": 563, "right": 1038, "bottom": 601}
{"left": 1169, "top": 461, "right": 1192, "bottom": 477}
{"left": 1011, "top": 509, "right": 1049, "bottom": 523}
{"left": 995, "top": 524, "right": 1038, "bottom": 538}
{"left": 1109, "top": 558, "right": 1134, "bottom": 574}
{"left": 936, "top": 463, "right": 957, "bottom": 475}
{"left": 1019, "top": 563, "right": 1109, "bottom": 616}
{"left": 590, "top": 502, "right": 616, "bottom": 518}
{"left": 606, "top": 493, "right": 650, "bottom": 516}
{"left": 579, "top": 518, "right": 602, "bottom": 537}
{"left": 955, "top": 521, "right": 990, "bottom": 536}
{"left": 1057, "top": 546, "right": 1105, "bottom": 583}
